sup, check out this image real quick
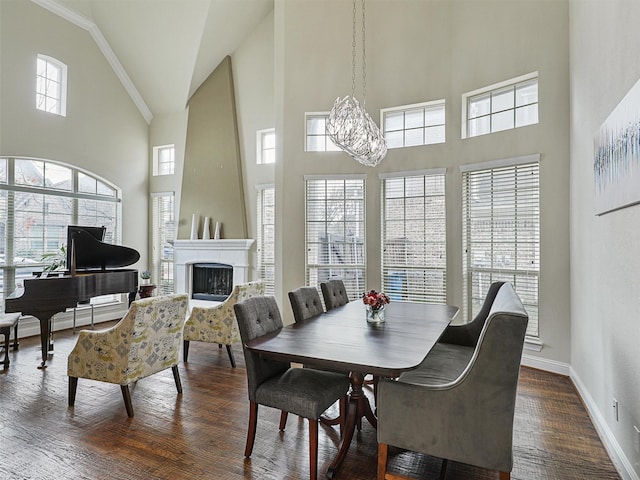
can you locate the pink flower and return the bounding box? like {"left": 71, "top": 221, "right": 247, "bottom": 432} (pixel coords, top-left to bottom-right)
{"left": 362, "top": 289, "right": 390, "bottom": 311}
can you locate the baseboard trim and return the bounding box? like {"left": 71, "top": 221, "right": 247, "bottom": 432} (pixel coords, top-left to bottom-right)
{"left": 570, "top": 367, "right": 639, "bottom": 480}
{"left": 521, "top": 353, "right": 570, "bottom": 376}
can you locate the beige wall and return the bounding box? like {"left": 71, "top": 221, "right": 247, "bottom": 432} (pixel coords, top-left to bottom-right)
{"left": 570, "top": 0, "right": 640, "bottom": 474}
{"left": 0, "top": 0, "right": 149, "bottom": 267}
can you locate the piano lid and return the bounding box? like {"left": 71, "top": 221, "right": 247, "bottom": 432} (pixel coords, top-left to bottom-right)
{"left": 67, "top": 226, "right": 140, "bottom": 271}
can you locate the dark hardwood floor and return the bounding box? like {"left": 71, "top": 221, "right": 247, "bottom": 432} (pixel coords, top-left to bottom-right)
{"left": 1, "top": 322, "right": 620, "bottom": 480}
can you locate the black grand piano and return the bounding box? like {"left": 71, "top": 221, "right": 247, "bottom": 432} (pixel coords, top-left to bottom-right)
{"left": 5, "top": 226, "right": 140, "bottom": 369}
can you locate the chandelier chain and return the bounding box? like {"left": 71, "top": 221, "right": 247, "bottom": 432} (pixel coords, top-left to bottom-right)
{"left": 351, "top": 0, "right": 357, "bottom": 98}
{"left": 361, "top": 0, "right": 366, "bottom": 106}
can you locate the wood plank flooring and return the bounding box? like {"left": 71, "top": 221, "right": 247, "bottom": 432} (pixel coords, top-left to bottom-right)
{"left": 0, "top": 322, "right": 621, "bottom": 480}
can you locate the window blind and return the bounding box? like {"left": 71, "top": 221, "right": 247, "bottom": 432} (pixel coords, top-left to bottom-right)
{"left": 462, "top": 160, "right": 539, "bottom": 337}
{"left": 151, "top": 193, "right": 175, "bottom": 295}
{"left": 381, "top": 172, "right": 446, "bottom": 304}
{"left": 256, "top": 186, "right": 275, "bottom": 295}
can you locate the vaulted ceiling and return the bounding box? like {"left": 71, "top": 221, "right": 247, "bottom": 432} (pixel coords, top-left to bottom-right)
{"left": 48, "top": 0, "right": 273, "bottom": 120}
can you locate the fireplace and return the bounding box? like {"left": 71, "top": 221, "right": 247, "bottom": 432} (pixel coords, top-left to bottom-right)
{"left": 192, "top": 263, "right": 233, "bottom": 301}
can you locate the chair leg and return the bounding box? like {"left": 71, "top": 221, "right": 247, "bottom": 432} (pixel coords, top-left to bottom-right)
{"left": 225, "top": 344, "right": 236, "bottom": 368}
{"left": 183, "top": 340, "right": 190, "bottom": 362}
{"left": 377, "top": 442, "right": 388, "bottom": 480}
{"left": 439, "top": 459, "right": 448, "bottom": 480}
{"left": 339, "top": 395, "right": 347, "bottom": 436}
{"left": 68, "top": 377, "right": 78, "bottom": 406}
{"left": 499, "top": 472, "right": 510, "bottom": 480}
{"left": 172, "top": 365, "right": 183, "bottom": 393}
{"left": 279, "top": 411, "right": 289, "bottom": 431}
{"left": 121, "top": 384, "right": 134, "bottom": 418}
{"left": 245, "top": 401, "right": 259, "bottom": 457}
{"left": 309, "top": 418, "right": 318, "bottom": 480}
{"left": 12, "top": 323, "right": 19, "bottom": 350}
{"left": 2, "top": 330, "right": 9, "bottom": 367}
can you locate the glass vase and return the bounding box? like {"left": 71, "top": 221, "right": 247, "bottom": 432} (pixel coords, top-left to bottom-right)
{"left": 366, "top": 304, "right": 386, "bottom": 324}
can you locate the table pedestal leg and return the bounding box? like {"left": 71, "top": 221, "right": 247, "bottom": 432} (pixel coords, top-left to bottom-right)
{"left": 326, "top": 371, "right": 377, "bottom": 479}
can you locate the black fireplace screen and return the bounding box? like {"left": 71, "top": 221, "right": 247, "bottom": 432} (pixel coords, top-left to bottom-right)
{"left": 192, "top": 263, "right": 233, "bottom": 301}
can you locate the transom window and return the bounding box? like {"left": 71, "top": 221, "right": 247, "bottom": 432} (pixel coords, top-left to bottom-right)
{"left": 461, "top": 155, "right": 540, "bottom": 337}
{"left": 305, "top": 176, "right": 365, "bottom": 300}
{"left": 381, "top": 100, "right": 446, "bottom": 149}
{"left": 381, "top": 170, "right": 447, "bottom": 303}
{"left": 463, "top": 72, "right": 538, "bottom": 139}
{"left": 256, "top": 185, "right": 275, "bottom": 294}
{"left": 257, "top": 129, "right": 276, "bottom": 164}
{"left": 36, "top": 54, "right": 67, "bottom": 117}
{"left": 305, "top": 113, "right": 341, "bottom": 152}
{"left": 153, "top": 145, "right": 175, "bottom": 176}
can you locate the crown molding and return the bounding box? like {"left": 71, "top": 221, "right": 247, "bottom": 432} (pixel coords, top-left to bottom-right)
{"left": 30, "top": 0, "right": 154, "bottom": 124}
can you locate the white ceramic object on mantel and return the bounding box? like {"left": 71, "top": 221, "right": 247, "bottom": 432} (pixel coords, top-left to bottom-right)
{"left": 190, "top": 214, "right": 199, "bottom": 240}
{"left": 202, "top": 217, "right": 211, "bottom": 239}
{"left": 214, "top": 221, "right": 221, "bottom": 240}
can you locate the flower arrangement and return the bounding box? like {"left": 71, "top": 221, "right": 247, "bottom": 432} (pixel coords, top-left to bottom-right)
{"left": 362, "top": 289, "right": 390, "bottom": 311}
{"left": 140, "top": 270, "right": 152, "bottom": 280}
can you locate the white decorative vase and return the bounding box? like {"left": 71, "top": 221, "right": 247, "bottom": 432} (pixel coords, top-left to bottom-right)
{"left": 214, "top": 221, "right": 221, "bottom": 240}
{"left": 202, "top": 217, "right": 211, "bottom": 239}
{"left": 190, "top": 214, "right": 198, "bottom": 240}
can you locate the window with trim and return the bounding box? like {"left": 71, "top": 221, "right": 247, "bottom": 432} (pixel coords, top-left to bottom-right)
{"left": 381, "top": 100, "right": 446, "bottom": 149}
{"left": 461, "top": 155, "right": 540, "bottom": 337}
{"left": 305, "top": 113, "right": 341, "bottom": 152}
{"left": 257, "top": 129, "right": 276, "bottom": 164}
{"left": 305, "top": 176, "right": 365, "bottom": 300}
{"left": 152, "top": 192, "right": 175, "bottom": 295}
{"left": 0, "top": 157, "right": 122, "bottom": 308}
{"left": 153, "top": 145, "right": 175, "bottom": 176}
{"left": 381, "top": 170, "right": 446, "bottom": 303}
{"left": 256, "top": 185, "right": 275, "bottom": 294}
{"left": 463, "top": 72, "right": 538, "bottom": 139}
{"left": 36, "top": 54, "right": 67, "bottom": 116}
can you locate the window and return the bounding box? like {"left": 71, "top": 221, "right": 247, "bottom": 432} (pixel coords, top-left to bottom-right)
{"left": 305, "top": 176, "right": 365, "bottom": 300}
{"left": 305, "top": 113, "right": 341, "bottom": 152}
{"left": 256, "top": 186, "right": 275, "bottom": 294}
{"left": 381, "top": 100, "right": 446, "bottom": 149}
{"left": 152, "top": 192, "right": 175, "bottom": 295}
{"left": 257, "top": 129, "right": 276, "bottom": 164}
{"left": 461, "top": 155, "right": 540, "bottom": 337}
{"left": 463, "top": 72, "right": 538, "bottom": 139}
{"left": 36, "top": 54, "right": 67, "bottom": 116}
{"left": 153, "top": 145, "right": 175, "bottom": 176}
{"left": 381, "top": 170, "right": 446, "bottom": 303}
{"left": 0, "top": 157, "right": 122, "bottom": 307}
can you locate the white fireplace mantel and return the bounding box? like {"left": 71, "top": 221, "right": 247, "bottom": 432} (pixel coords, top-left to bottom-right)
{"left": 173, "top": 239, "right": 255, "bottom": 298}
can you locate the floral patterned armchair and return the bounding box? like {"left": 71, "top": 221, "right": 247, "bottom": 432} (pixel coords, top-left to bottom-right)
{"left": 67, "top": 294, "right": 189, "bottom": 418}
{"left": 183, "top": 281, "right": 265, "bottom": 367}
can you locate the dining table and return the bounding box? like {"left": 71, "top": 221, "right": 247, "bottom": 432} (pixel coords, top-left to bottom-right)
{"left": 245, "top": 299, "right": 459, "bottom": 478}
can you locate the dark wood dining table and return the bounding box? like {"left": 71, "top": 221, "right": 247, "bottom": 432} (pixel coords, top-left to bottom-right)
{"left": 245, "top": 299, "right": 459, "bottom": 478}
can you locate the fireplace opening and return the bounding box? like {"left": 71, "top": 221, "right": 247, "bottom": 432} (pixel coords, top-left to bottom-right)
{"left": 192, "top": 263, "right": 233, "bottom": 301}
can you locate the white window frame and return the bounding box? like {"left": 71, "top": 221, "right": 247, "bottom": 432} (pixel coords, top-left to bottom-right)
{"left": 36, "top": 54, "right": 67, "bottom": 117}
{"left": 151, "top": 192, "right": 175, "bottom": 295}
{"left": 304, "top": 175, "right": 366, "bottom": 300}
{"left": 461, "top": 154, "right": 540, "bottom": 338}
{"left": 256, "top": 129, "right": 276, "bottom": 165}
{"left": 380, "top": 169, "right": 447, "bottom": 304}
{"left": 256, "top": 185, "right": 275, "bottom": 295}
{"left": 152, "top": 145, "right": 175, "bottom": 176}
{"left": 380, "top": 100, "right": 446, "bottom": 149}
{"left": 462, "top": 72, "right": 538, "bottom": 139}
{"left": 304, "top": 113, "right": 341, "bottom": 152}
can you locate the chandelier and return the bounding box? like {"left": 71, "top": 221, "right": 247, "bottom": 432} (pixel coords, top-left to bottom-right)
{"left": 327, "top": 0, "right": 387, "bottom": 167}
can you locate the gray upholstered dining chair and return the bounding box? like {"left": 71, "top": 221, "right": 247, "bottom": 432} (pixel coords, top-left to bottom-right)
{"left": 288, "top": 286, "right": 324, "bottom": 322}
{"left": 376, "top": 282, "right": 528, "bottom": 480}
{"left": 234, "top": 296, "right": 350, "bottom": 480}
{"left": 320, "top": 279, "right": 350, "bottom": 311}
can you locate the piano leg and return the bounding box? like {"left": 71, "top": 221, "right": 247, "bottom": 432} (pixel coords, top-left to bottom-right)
{"left": 35, "top": 314, "right": 56, "bottom": 369}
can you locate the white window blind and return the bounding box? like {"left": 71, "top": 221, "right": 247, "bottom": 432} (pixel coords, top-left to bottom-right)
{"left": 305, "top": 177, "right": 365, "bottom": 300}
{"left": 462, "top": 158, "right": 539, "bottom": 337}
{"left": 256, "top": 186, "right": 275, "bottom": 295}
{"left": 151, "top": 193, "right": 175, "bottom": 295}
{"left": 381, "top": 171, "right": 446, "bottom": 303}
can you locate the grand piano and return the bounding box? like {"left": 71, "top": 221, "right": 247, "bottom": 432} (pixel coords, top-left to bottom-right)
{"left": 5, "top": 226, "right": 140, "bottom": 369}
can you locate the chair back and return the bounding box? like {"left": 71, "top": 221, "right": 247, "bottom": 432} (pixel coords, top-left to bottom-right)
{"left": 234, "top": 296, "right": 290, "bottom": 402}
{"left": 320, "top": 279, "right": 349, "bottom": 311}
{"left": 288, "top": 286, "right": 324, "bottom": 322}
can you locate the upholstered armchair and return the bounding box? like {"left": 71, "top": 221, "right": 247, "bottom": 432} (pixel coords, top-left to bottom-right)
{"left": 67, "top": 294, "right": 189, "bottom": 418}
{"left": 320, "top": 279, "right": 350, "bottom": 311}
{"left": 183, "top": 280, "right": 265, "bottom": 367}
{"left": 377, "top": 282, "right": 529, "bottom": 480}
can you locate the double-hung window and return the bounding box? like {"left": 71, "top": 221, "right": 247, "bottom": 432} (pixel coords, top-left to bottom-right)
{"left": 256, "top": 186, "right": 275, "bottom": 294}
{"left": 461, "top": 155, "right": 540, "bottom": 337}
{"left": 381, "top": 100, "right": 446, "bottom": 149}
{"left": 151, "top": 192, "right": 175, "bottom": 295}
{"left": 36, "top": 54, "right": 67, "bottom": 117}
{"left": 381, "top": 170, "right": 447, "bottom": 303}
{"left": 153, "top": 145, "right": 175, "bottom": 176}
{"left": 305, "top": 176, "right": 365, "bottom": 299}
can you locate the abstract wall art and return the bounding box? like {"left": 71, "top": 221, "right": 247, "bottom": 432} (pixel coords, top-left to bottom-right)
{"left": 594, "top": 76, "right": 640, "bottom": 215}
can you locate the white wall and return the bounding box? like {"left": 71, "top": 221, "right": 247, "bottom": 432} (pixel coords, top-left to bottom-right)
{"left": 570, "top": 1, "right": 640, "bottom": 476}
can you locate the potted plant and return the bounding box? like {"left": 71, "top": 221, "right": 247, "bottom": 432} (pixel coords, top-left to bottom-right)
{"left": 41, "top": 244, "right": 67, "bottom": 274}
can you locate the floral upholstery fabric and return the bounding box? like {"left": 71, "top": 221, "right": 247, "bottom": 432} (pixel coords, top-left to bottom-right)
{"left": 67, "top": 294, "right": 189, "bottom": 385}
{"left": 183, "top": 281, "right": 265, "bottom": 346}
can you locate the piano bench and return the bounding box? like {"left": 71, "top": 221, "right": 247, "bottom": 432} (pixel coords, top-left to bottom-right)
{"left": 0, "top": 312, "right": 20, "bottom": 368}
